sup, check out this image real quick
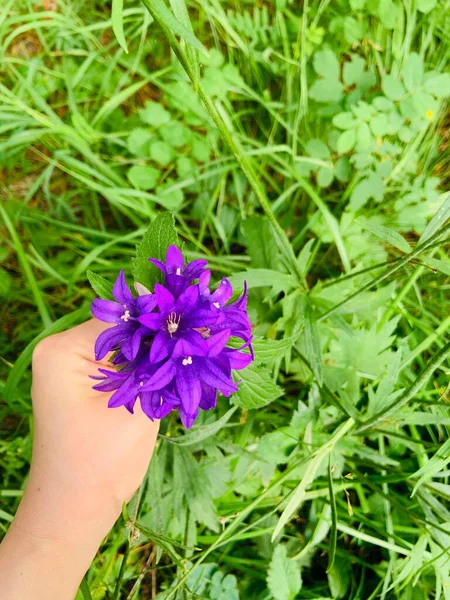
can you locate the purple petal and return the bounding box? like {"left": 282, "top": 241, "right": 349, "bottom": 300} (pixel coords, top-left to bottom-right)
{"left": 135, "top": 294, "right": 157, "bottom": 314}
{"left": 184, "top": 309, "right": 220, "bottom": 328}
{"left": 174, "top": 285, "right": 199, "bottom": 315}
{"left": 138, "top": 313, "right": 161, "bottom": 330}
{"left": 140, "top": 391, "right": 159, "bottom": 420}
{"left": 200, "top": 382, "right": 217, "bottom": 410}
{"left": 165, "top": 274, "right": 185, "bottom": 298}
{"left": 113, "top": 270, "right": 133, "bottom": 304}
{"left": 180, "top": 408, "right": 198, "bottom": 429}
{"left": 154, "top": 283, "right": 175, "bottom": 314}
{"left": 108, "top": 375, "right": 138, "bottom": 408}
{"left": 94, "top": 326, "right": 126, "bottom": 361}
{"left": 173, "top": 335, "right": 207, "bottom": 359}
{"left": 124, "top": 398, "right": 137, "bottom": 414}
{"left": 182, "top": 330, "right": 208, "bottom": 355}
{"left": 148, "top": 258, "right": 167, "bottom": 275}
{"left": 92, "top": 378, "right": 124, "bottom": 392}
{"left": 91, "top": 299, "right": 123, "bottom": 324}
{"left": 150, "top": 330, "right": 172, "bottom": 363}
{"left": 205, "top": 329, "right": 231, "bottom": 357}
{"left": 165, "top": 245, "right": 184, "bottom": 273}
{"left": 175, "top": 365, "right": 202, "bottom": 420}
{"left": 141, "top": 360, "right": 175, "bottom": 391}
{"left": 199, "top": 360, "right": 238, "bottom": 396}
{"left": 183, "top": 259, "right": 208, "bottom": 281}
{"left": 210, "top": 278, "right": 233, "bottom": 306}
{"left": 198, "top": 270, "right": 211, "bottom": 296}
{"left": 226, "top": 348, "right": 253, "bottom": 370}
{"left": 121, "top": 328, "right": 142, "bottom": 361}
{"left": 228, "top": 281, "right": 248, "bottom": 310}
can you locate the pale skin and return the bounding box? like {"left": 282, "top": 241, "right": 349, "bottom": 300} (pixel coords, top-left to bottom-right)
{"left": 0, "top": 319, "right": 160, "bottom": 600}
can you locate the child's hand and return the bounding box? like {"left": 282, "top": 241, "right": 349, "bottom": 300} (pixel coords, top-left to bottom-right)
{"left": 0, "top": 319, "right": 159, "bottom": 600}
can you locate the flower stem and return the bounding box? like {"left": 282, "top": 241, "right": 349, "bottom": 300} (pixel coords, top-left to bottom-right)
{"left": 139, "top": 0, "right": 307, "bottom": 290}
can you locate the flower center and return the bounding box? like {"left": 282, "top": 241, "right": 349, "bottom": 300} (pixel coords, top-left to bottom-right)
{"left": 167, "top": 312, "right": 181, "bottom": 336}
{"left": 175, "top": 267, "right": 182, "bottom": 275}
{"left": 182, "top": 356, "right": 193, "bottom": 366}
{"left": 121, "top": 309, "right": 131, "bottom": 322}
{"left": 213, "top": 301, "right": 220, "bottom": 308}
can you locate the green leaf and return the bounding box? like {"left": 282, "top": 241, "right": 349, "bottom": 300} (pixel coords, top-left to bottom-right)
{"left": 317, "top": 166, "right": 334, "bottom": 188}
{"left": 150, "top": 140, "right": 175, "bottom": 165}
{"left": 127, "top": 128, "right": 153, "bottom": 156}
{"left": 304, "top": 298, "right": 323, "bottom": 385}
{"left": 86, "top": 270, "right": 114, "bottom": 300}
{"left": 141, "top": 0, "right": 206, "bottom": 53}
{"left": 382, "top": 75, "right": 406, "bottom": 101}
{"left": 127, "top": 165, "right": 160, "bottom": 190}
{"left": 135, "top": 523, "right": 185, "bottom": 567}
{"left": 132, "top": 212, "right": 179, "bottom": 289}
{"left": 369, "top": 113, "right": 389, "bottom": 136}
{"left": 242, "top": 216, "right": 280, "bottom": 270}
{"left": 337, "top": 129, "right": 356, "bottom": 153}
{"left": 359, "top": 221, "right": 412, "bottom": 253}
{"left": 0, "top": 267, "right": 12, "bottom": 297}
{"left": 333, "top": 111, "right": 357, "bottom": 129}
{"left": 343, "top": 54, "right": 366, "bottom": 85}
{"left": 233, "top": 364, "right": 283, "bottom": 409}
{"left": 410, "top": 440, "right": 450, "bottom": 497}
{"left": 423, "top": 72, "right": 450, "bottom": 97}
{"left": 327, "top": 556, "right": 351, "bottom": 599}
{"left": 350, "top": 172, "right": 384, "bottom": 210}
{"left": 419, "top": 195, "right": 450, "bottom": 243}
{"left": 327, "top": 457, "right": 338, "bottom": 572}
{"left": 272, "top": 419, "right": 355, "bottom": 541}
{"left": 416, "top": 0, "right": 437, "bottom": 12}
{"left": 309, "top": 79, "right": 344, "bottom": 103}
{"left": 227, "top": 269, "right": 295, "bottom": 295}
{"left": 165, "top": 407, "right": 237, "bottom": 446}
{"left": 169, "top": 0, "right": 200, "bottom": 89}
{"left": 378, "top": 0, "right": 396, "bottom": 28}
{"left": 313, "top": 48, "right": 340, "bottom": 80}
{"left": 403, "top": 52, "right": 423, "bottom": 91}
{"left": 139, "top": 101, "right": 171, "bottom": 127}
{"left": 251, "top": 336, "right": 298, "bottom": 362}
{"left": 266, "top": 545, "right": 302, "bottom": 600}
{"left": 111, "top": 0, "right": 128, "bottom": 53}
{"left": 306, "top": 138, "right": 331, "bottom": 159}
{"left": 335, "top": 156, "right": 351, "bottom": 182}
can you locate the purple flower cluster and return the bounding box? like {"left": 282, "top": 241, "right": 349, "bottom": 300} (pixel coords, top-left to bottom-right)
{"left": 91, "top": 246, "right": 253, "bottom": 428}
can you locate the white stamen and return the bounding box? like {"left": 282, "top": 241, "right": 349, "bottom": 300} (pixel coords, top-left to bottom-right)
{"left": 167, "top": 312, "right": 181, "bottom": 335}
{"left": 182, "top": 356, "right": 193, "bottom": 366}
{"left": 213, "top": 301, "right": 220, "bottom": 309}
{"left": 160, "top": 396, "right": 163, "bottom": 406}
{"left": 139, "top": 381, "right": 144, "bottom": 387}
{"left": 176, "top": 267, "right": 182, "bottom": 275}
{"left": 121, "top": 309, "right": 131, "bottom": 322}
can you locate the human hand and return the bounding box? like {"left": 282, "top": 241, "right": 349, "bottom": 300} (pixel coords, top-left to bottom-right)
{"left": 30, "top": 318, "right": 159, "bottom": 511}
{"left": 0, "top": 319, "right": 159, "bottom": 600}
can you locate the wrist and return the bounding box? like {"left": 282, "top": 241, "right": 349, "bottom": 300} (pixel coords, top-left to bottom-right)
{"left": 0, "top": 470, "right": 121, "bottom": 600}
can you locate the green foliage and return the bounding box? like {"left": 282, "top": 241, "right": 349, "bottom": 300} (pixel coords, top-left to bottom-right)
{"left": 266, "top": 545, "right": 302, "bottom": 600}
{"left": 1, "top": 1, "right": 450, "bottom": 599}
{"left": 132, "top": 212, "right": 179, "bottom": 290}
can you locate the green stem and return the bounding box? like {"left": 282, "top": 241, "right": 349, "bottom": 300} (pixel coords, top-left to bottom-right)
{"left": 356, "top": 340, "right": 450, "bottom": 435}
{"left": 79, "top": 576, "right": 93, "bottom": 600}
{"left": 139, "top": 0, "right": 307, "bottom": 291}
{"left": 0, "top": 203, "right": 52, "bottom": 328}
{"left": 318, "top": 221, "right": 450, "bottom": 323}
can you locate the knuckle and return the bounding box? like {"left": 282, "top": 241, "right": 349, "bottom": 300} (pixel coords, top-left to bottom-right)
{"left": 32, "top": 334, "right": 61, "bottom": 365}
